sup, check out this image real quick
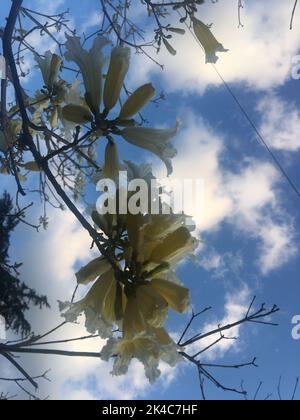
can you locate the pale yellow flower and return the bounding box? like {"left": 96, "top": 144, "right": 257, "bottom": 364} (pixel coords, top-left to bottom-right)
{"left": 103, "top": 46, "right": 130, "bottom": 112}
{"left": 101, "top": 328, "right": 182, "bottom": 383}
{"left": 75, "top": 256, "right": 111, "bottom": 285}
{"left": 142, "top": 214, "right": 186, "bottom": 245}
{"left": 151, "top": 278, "right": 190, "bottom": 313}
{"left": 49, "top": 54, "right": 63, "bottom": 88}
{"left": 149, "top": 226, "right": 198, "bottom": 264}
{"left": 103, "top": 142, "right": 120, "bottom": 179}
{"left": 35, "top": 51, "right": 62, "bottom": 89}
{"left": 60, "top": 268, "right": 119, "bottom": 338}
{"left": 120, "top": 122, "right": 179, "bottom": 176}
{"left": 65, "top": 34, "right": 109, "bottom": 115}
{"left": 123, "top": 284, "right": 168, "bottom": 338}
{"left": 119, "top": 83, "right": 156, "bottom": 119}
{"left": 126, "top": 213, "right": 145, "bottom": 255}
{"left": 125, "top": 213, "right": 195, "bottom": 266}
{"left": 192, "top": 17, "right": 228, "bottom": 64}
{"left": 62, "top": 104, "right": 93, "bottom": 124}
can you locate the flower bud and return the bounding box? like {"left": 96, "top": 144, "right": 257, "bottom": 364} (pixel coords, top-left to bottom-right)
{"left": 50, "top": 107, "right": 58, "bottom": 129}
{"left": 103, "top": 142, "right": 120, "bottom": 179}
{"left": 103, "top": 47, "right": 130, "bottom": 112}
{"left": 119, "top": 83, "right": 156, "bottom": 119}
{"left": 48, "top": 54, "right": 62, "bottom": 88}
{"left": 163, "top": 38, "right": 177, "bottom": 56}
{"left": 62, "top": 104, "right": 93, "bottom": 124}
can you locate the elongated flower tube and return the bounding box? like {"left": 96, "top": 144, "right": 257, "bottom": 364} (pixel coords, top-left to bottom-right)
{"left": 35, "top": 51, "right": 62, "bottom": 89}
{"left": 120, "top": 122, "right": 179, "bottom": 176}
{"left": 76, "top": 256, "right": 111, "bottom": 285}
{"left": 60, "top": 268, "right": 119, "bottom": 338}
{"left": 62, "top": 104, "right": 93, "bottom": 124}
{"left": 142, "top": 214, "right": 186, "bottom": 244}
{"left": 103, "top": 142, "right": 120, "bottom": 179}
{"left": 119, "top": 83, "right": 156, "bottom": 119}
{"left": 192, "top": 17, "right": 228, "bottom": 64}
{"left": 49, "top": 54, "right": 63, "bottom": 88}
{"left": 150, "top": 279, "right": 190, "bottom": 313}
{"left": 123, "top": 284, "right": 168, "bottom": 338}
{"left": 101, "top": 328, "right": 182, "bottom": 383}
{"left": 149, "top": 226, "right": 198, "bottom": 264}
{"left": 103, "top": 46, "right": 131, "bottom": 112}
{"left": 65, "top": 34, "right": 109, "bottom": 115}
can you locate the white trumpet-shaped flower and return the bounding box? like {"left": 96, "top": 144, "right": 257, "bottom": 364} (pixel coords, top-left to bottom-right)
{"left": 65, "top": 34, "right": 109, "bottom": 115}
{"left": 126, "top": 214, "right": 198, "bottom": 267}
{"left": 75, "top": 256, "right": 111, "bottom": 285}
{"left": 100, "top": 328, "right": 182, "bottom": 383}
{"left": 35, "top": 51, "right": 62, "bottom": 89}
{"left": 150, "top": 278, "right": 190, "bottom": 313}
{"left": 120, "top": 121, "right": 180, "bottom": 176}
{"left": 192, "top": 17, "right": 228, "bottom": 64}
{"left": 149, "top": 226, "right": 199, "bottom": 265}
{"left": 59, "top": 268, "right": 119, "bottom": 338}
{"left": 123, "top": 284, "right": 169, "bottom": 339}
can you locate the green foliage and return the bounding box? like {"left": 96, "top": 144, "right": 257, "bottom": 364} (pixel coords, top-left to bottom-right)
{"left": 0, "top": 192, "right": 49, "bottom": 336}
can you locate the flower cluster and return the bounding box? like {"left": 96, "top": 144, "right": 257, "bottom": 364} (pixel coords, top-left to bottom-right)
{"left": 1, "top": 30, "right": 201, "bottom": 383}
{"left": 61, "top": 34, "right": 179, "bottom": 176}
{"left": 60, "top": 165, "right": 198, "bottom": 382}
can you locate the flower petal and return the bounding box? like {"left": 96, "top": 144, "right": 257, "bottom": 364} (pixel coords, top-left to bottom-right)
{"left": 104, "top": 46, "right": 130, "bottom": 112}
{"left": 120, "top": 122, "right": 179, "bottom": 175}
{"left": 65, "top": 34, "right": 109, "bottom": 115}
{"left": 150, "top": 279, "right": 190, "bottom": 313}
{"left": 75, "top": 256, "right": 111, "bottom": 285}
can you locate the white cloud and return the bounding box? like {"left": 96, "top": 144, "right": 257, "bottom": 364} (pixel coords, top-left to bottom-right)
{"left": 168, "top": 111, "right": 297, "bottom": 275}
{"left": 80, "top": 12, "right": 102, "bottom": 35}
{"left": 226, "top": 161, "right": 297, "bottom": 273}
{"left": 129, "top": 0, "right": 300, "bottom": 94}
{"left": 167, "top": 114, "right": 232, "bottom": 232}
{"left": 258, "top": 222, "right": 297, "bottom": 274}
{"left": 200, "top": 250, "right": 243, "bottom": 280}
{"left": 257, "top": 94, "right": 300, "bottom": 152}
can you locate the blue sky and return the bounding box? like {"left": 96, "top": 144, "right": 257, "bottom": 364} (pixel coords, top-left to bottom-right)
{"left": 1, "top": 0, "right": 300, "bottom": 400}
